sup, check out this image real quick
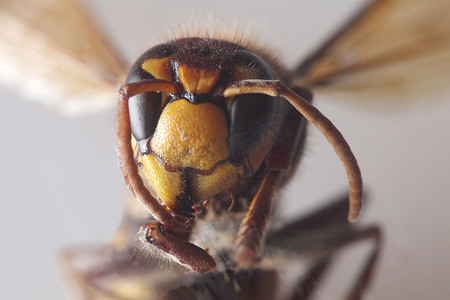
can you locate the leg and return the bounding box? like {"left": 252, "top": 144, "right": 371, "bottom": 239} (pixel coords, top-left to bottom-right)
{"left": 288, "top": 259, "right": 333, "bottom": 300}
{"left": 283, "top": 226, "right": 381, "bottom": 300}
{"left": 233, "top": 170, "right": 281, "bottom": 267}
{"left": 266, "top": 195, "right": 382, "bottom": 300}
{"left": 139, "top": 222, "right": 216, "bottom": 273}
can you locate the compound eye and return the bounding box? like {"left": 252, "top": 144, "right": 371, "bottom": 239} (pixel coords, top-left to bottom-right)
{"left": 126, "top": 68, "right": 161, "bottom": 142}
{"left": 126, "top": 43, "right": 178, "bottom": 143}
{"left": 229, "top": 50, "right": 279, "bottom": 164}
{"left": 229, "top": 93, "right": 278, "bottom": 164}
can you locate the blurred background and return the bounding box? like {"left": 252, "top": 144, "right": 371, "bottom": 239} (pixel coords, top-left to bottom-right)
{"left": 1, "top": 0, "right": 449, "bottom": 299}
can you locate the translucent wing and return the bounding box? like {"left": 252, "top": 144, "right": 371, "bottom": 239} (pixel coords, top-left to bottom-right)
{"left": 291, "top": 0, "right": 450, "bottom": 106}
{"left": 0, "top": 0, "right": 128, "bottom": 114}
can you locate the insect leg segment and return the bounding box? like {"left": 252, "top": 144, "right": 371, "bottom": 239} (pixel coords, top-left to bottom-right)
{"left": 281, "top": 225, "right": 381, "bottom": 300}
{"left": 234, "top": 170, "right": 281, "bottom": 267}
{"left": 224, "top": 80, "right": 363, "bottom": 222}
{"left": 267, "top": 196, "right": 381, "bottom": 300}
{"left": 139, "top": 222, "right": 217, "bottom": 273}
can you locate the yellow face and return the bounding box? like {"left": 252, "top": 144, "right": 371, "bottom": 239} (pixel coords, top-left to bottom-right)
{"left": 127, "top": 39, "right": 283, "bottom": 218}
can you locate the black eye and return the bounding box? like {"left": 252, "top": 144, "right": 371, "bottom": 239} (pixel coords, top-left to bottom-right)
{"left": 229, "top": 50, "right": 279, "bottom": 164}
{"left": 229, "top": 94, "right": 278, "bottom": 164}
{"left": 126, "top": 43, "right": 178, "bottom": 143}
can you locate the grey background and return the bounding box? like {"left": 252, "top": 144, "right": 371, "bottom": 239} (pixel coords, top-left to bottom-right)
{"left": 1, "top": 0, "right": 449, "bottom": 299}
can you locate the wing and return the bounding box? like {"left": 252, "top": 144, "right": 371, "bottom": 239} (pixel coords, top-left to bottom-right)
{"left": 291, "top": 0, "right": 450, "bottom": 106}
{"left": 0, "top": 0, "right": 128, "bottom": 114}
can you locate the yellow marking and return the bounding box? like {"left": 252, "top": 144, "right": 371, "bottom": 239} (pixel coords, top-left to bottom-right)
{"left": 139, "top": 154, "right": 240, "bottom": 209}
{"left": 191, "top": 163, "right": 240, "bottom": 201}
{"left": 178, "top": 65, "right": 200, "bottom": 93}
{"left": 178, "top": 66, "right": 221, "bottom": 94}
{"left": 197, "top": 69, "right": 221, "bottom": 94}
{"left": 142, "top": 57, "right": 172, "bottom": 81}
{"left": 150, "top": 99, "right": 229, "bottom": 170}
{"left": 139, "top": 154, "right": 182, "bottom": 210}
{"left": 139, "top": 153, "right": 241, "bottom": 209}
